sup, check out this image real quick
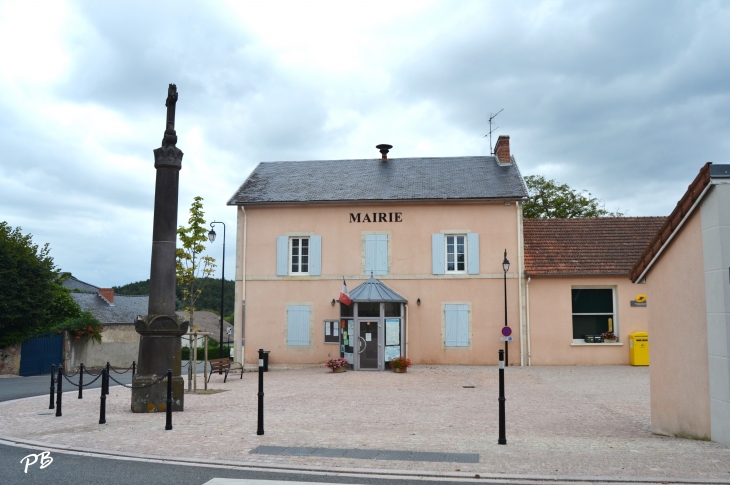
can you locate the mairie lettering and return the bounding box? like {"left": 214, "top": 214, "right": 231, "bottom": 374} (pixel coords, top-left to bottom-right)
{"left": 349, "top": 212, "right": 402, "bottom": 223}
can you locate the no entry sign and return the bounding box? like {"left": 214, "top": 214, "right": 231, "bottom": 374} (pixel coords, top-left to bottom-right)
{"left": 502, "top": 326, "right": 512, "bottom": 337}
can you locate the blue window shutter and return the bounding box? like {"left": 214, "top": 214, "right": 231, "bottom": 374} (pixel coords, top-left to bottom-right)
{"left": 365, "top": 235, "right": 376, "bottom": 275}
{"left": 444, "top": 305, "right": 457, "bottom": 346}
{"left": 456, "top": 305, "right": 469, "bottom": 346}
{"left": 287, "top": 305, "right": 310, "bottom": 346}
{"left": 432, "top": 234, "right": 445, "bottom": 275}
{"left": 309, "top": 235, "right": 321, "bottom": 276}
{"left": 467, "top": 233, "right": 480, "bottom": 275}
{"left": 445, "top": 304, "right": 469, "bottom": 347}
{"left": 376, "top": 235, "right": 388, "bottom": 275}
{"left": 276, "top": 236, "right": 288, "bottom": 276}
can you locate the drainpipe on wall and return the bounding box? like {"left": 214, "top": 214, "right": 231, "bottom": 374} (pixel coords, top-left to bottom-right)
{"left": 517, "top": 201, "right": 526, "bottom": 366}
{"left": 526, "top": 276, "right": 532, "bottom": 366}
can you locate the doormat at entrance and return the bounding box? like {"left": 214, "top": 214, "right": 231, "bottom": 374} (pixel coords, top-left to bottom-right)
{"left": 249, "top": 445, "right": 479, "bottom": 463}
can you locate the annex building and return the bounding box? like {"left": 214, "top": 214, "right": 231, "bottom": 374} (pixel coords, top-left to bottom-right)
{"left": 226, "top": 137, "right": 663, "bottom": 370}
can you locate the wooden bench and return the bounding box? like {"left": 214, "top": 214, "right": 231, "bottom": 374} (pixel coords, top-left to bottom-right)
{"left": 207, "top": 358, "right": 243, "bottom": 383}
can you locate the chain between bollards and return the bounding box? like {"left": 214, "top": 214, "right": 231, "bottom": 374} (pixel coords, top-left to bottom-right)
{"left": 55, "top": 366, "right": 63, "bottom": 417}
{"left": 165, "top": 369, "right": 173, "bottom": 430}
{"left": 132, "top": 361, "right": 136, "bottom": 377}
{"left": 49, "top": 364, "right": 56, "bottom": 409}
{"left": 99, "top": 368, "right": 106, "bottom": 424}
{"left": 498, "top": 349, "right": 507, "bottom": 445}
{"left": 257, "top": 348, "right": 264, "bottom": 435}
{"left": 78, "top": 363, "right": 84, "bottom": 399}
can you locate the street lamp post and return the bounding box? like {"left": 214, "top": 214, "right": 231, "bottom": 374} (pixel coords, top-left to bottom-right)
{"left": 502, "top": 249, "right": 510, "bottom": 367}
{"left": 208, "top": 221, "right": 226, "bottom": 370}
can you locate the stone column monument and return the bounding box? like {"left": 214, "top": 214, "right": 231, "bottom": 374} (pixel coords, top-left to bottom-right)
{"left": 131, "top": 84, "right": 190, "bottom": 413}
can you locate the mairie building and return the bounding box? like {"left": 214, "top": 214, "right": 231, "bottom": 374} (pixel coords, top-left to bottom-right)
{"left": 227, "top": 137, "right": 664, "bottom": 369}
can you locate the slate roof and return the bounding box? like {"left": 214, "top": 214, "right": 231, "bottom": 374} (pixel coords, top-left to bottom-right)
{"left": 177, "top": 311, "right": 232, "bottom": 337}
{"left": 62, "top": 276, "right": 99, "bottom": 293}
{"left": 70, "top": 293, "right": 148, "bottom": 325}
{"left": 524, "top": 217, "right": 667, "bottom": 276}
{"left": 228, "top": 156, "right": 528, "bottom": 205}
{"left": 348, "top": 278, "right": 407, "bottom": 303}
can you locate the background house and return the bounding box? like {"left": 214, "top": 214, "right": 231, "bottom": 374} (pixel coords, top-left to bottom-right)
{"left": 524, "top": 217, "right": 665, "bottom": 365}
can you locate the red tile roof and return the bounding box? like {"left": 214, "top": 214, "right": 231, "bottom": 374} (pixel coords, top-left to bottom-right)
{"left": 524, "top": 217, "right": 667, "bottom": 276}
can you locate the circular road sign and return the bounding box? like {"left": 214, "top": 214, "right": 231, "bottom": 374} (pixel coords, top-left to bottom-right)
{"left": 502, "top": 326, "right": 512, "bottom": 337}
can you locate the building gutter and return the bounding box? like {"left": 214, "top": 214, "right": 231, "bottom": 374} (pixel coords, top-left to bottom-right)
{"left": 234, "top": 205, "right": 247, "bottom": 365}
{"left": 227, "top": 197, "right": 530, "bottom": 207}
{"left": 526, "top": 276, "right": 531, "bottom": 366}
{"left": 517, "top": 201, "right": 526, "bottom": 367}
{"left": 404, "top": 303, "right": 409, "bottom": 360}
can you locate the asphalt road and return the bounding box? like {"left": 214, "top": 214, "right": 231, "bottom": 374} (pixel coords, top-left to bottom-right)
{"left": 0, "top": 442, "right": 502, "bottom": 485}
{"left": 0, "top": 361, "right": 209, "bottom": 402}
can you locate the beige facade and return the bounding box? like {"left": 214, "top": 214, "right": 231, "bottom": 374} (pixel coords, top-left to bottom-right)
{"left": 237, "top": 201, "right": 523, "bottom": 367}
{"left": 527, "top": 276, "right": 649, "bottom": 366}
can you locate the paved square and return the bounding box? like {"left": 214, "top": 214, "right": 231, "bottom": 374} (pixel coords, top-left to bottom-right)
{"left": 1, "top": 365, "right": 729, "bottom": 481}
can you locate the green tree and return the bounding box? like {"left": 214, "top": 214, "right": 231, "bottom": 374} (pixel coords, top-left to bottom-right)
{"left": 523, "top": 175, "right": 623, "bottom": 219}
{"left": 0, "top": 222, "right": 73, "bottom": 346}
{"left": 176, "top": 197, "right": 216, "bottom": 330}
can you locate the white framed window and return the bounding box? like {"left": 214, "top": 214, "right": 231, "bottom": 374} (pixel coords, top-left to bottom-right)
{"left": 289, "top": 237, "right": 309, "bottom": 275}
{"left": 445, "top": 235, "right": 466, "bottom": 273}
{"left": 571, "top": 287, "right": 616, "bottom": 342}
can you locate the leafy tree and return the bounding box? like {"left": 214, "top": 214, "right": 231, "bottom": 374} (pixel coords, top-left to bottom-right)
{"left": 175, "top": 197, "right": 216, "bottom": 330}
{"left": 0, "top": 223, "right": 75, "bottom": 346}
{"left": 523, "top": 175, "right": 623, "bottom": 218}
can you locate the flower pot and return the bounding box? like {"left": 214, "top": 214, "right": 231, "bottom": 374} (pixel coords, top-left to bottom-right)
{"left": 393, "top": 367, "right": 407, "bottom": 373}
{"left": 332, "top": 367, "right": 346, "bottom": 373}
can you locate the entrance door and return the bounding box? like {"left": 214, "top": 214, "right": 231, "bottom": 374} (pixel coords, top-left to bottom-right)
{"left": 19, "top": 334, "right": 63, "bottom": 376}
{"left": 357, "top": 320, "right": 379, "bottom": 370}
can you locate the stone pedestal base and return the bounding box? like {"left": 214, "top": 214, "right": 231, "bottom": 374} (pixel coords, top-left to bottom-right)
{"left": 131, "top": 375, "right": 185, "bottom": 413}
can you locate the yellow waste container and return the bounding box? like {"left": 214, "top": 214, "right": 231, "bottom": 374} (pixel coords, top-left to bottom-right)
{"left": 628, "top": 332, "right": 649, "bottom": 366}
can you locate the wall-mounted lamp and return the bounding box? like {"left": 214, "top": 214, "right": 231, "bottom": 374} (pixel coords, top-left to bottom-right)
{"left": 417, "top": 298, "right": 421, "bottom": 306}
{"left": 331, "top": 299, "right": 336, "bottom": 306}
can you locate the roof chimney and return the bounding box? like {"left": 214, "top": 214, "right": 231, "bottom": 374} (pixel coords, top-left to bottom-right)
{"left": 98, "top": 288, "right": 115, "bottom": 305}
{"left": 376, "top": 144, "right": 392, "bottom": 161}
{"left": 494, "top": 135, "right": 511, "bottom": 165}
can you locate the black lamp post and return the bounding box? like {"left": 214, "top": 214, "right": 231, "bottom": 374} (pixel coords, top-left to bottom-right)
{"left": 502, "top": 249, "right": 510, "bottom": 367}
{"left": 208, "top": 221, "right": 226, "bottom": 367}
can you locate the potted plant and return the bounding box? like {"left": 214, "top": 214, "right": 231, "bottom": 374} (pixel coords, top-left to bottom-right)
{"left": 601, "top": 331, "right": 617, "bottom": 342}
{"left": 325, "top": 357, "right": 349, "bottom": 373}
{"left": 389, "top": 356, "right": 411, "bottom": 373}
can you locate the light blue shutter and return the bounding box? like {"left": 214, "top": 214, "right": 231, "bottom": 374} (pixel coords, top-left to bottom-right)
{"left": 365, "top": 235, "right": 376, "bottom": 275}
{"left": 445, "top": 304, "right": 469, "bottom": 347}
{"left": 287, "top": 305, "right": 310, "bottom": 346}
{"left": 276, "top": 236, "right": 288, "bottom": 276}
{"left": 376, "top": 235, "right": 388, "bottom": 275}
{"left": 467, "top": 233, "right": 480, "bottom": 275}
{"left": 432, "top": 234, "right": 445, "bottom": 275}
{"left": 309, "top": 235, "right": 321, "bottom": 276}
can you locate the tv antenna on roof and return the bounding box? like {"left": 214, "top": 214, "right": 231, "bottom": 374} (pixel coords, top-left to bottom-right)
{"left": 484, "top": 108, "right": 504, "bottom": 155}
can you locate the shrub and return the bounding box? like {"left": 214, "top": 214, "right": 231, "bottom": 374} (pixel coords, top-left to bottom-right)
{"left": 389, "top": 356, "right": 411, "bottom": 370}
{"left": 325, "top": 357, "right": 349, "bottom": 370}
{"left": 55, "top": 312, "right": 103, "bottom": 344}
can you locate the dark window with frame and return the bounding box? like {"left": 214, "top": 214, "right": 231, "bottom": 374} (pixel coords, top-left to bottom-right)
{"left": 290, "top": 237, "right": 309, "bottom": 274}
{"left": 572, "top": 289, "right": 614, "bottom": 339}
{"left": 324, "top": 320, "right": 339, "bottom": 343}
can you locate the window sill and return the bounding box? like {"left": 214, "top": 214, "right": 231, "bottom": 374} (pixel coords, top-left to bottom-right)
{"left": 570, "top": 342, "right": 623, "bottom": 347}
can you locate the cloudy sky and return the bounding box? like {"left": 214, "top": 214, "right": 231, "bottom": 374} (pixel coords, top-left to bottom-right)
{"left": 1, "top": 0, "right": 729, "bottom": 287}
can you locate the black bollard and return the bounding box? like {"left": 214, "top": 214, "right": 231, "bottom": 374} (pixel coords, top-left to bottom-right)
{"left": 132, "top": 361, "right": 136, "bottom": 377}
{"left": 78, "top": 363, "right": 84, "bottom": 399}
{"left": 257, "top": 348, "right": 264, "bottom": 435}
{"left": 99, "top": 368, "right": 106, "bottom": 424}
{"left": 165, "top": 369, "right": 173, "bottom": 430}
{"left": 498, "top": 349, "right": 506, "bottom": 445}
{"left": 55, "top": 366, "right": 63, "bottom": 417}
{"left": 49, "top": 364, "right": 56, "bottom": 409}
{"left": 104, "top": 362, "right": 110, "bottom": 395}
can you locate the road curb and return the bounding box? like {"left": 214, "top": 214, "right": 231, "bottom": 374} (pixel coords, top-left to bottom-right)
{"left": 1, "top": 434, "right": 728, "bottom": 484}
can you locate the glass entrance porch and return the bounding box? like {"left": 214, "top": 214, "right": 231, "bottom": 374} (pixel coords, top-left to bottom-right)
{"left": 339, "top": 278, "right": 407, "bottom": 371}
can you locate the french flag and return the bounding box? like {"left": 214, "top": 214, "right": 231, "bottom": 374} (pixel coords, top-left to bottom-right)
{"left": 338, "top": 279, "right": 351, "bottom": 306}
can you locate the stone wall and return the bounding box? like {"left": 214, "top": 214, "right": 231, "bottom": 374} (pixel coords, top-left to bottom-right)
{"left": 65, "top": 324, "right": 139, "bottom": 370}
{"left": 0, "top": 343, "right": 22, "bottom": 375}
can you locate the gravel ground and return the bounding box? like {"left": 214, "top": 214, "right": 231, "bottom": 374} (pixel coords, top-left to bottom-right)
{"left": 1, "top": 365, "right": 728, "bottom": 481}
